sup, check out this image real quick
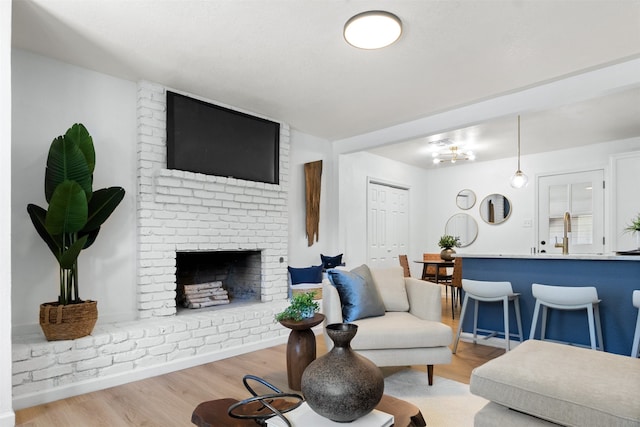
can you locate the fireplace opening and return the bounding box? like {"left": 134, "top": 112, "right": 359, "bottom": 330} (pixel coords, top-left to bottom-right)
{"left": 175, "top": 250, "right": 262, "bottom": 310}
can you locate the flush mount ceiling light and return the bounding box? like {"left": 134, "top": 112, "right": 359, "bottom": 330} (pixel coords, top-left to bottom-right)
{"left": 510, "top": 115, "right": 529, "bottom": 188}
{"left": 432, "top": 145, "right": 476, "bottom": 165}
{"left": 344, "top": 11, "right": 402, "bottom": 49}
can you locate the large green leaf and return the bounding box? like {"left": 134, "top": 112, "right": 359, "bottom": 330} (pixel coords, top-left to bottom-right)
{"left": 44, "top": 134, "right": 92, "bottom": 203}
{"left": 65, "top": 123, "right": 95, "bottom": 174}
{"left": 79, "top": 226, "right": 100, "bottom": 249}
{"left": 45, "top": 180, "right": 88, "bottom": 235}
{"left": 58, "top": 235, "right": 89, "bottom": 269}
{"left": 83, "top": 187, "right": 125, "bottom": 232}
{"left": 27, "top": 204, "right": 62, "bottom": 259}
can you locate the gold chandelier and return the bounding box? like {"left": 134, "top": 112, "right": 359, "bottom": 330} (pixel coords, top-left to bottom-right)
{"left": 432, "top": 145, "right": 475, "bottom": 164}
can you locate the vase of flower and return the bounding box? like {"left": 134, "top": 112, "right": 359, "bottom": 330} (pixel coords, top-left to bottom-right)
{"left": 624, "top": 213, "right": 640, "bottom": 249}
{"left": 438, "top": 235, "right": 461, "bottom": 261}
{"left": 274, "top": 291, "right": 319, "bottom": 322}
{"left": 301, "top": 323, "right": 384, "bottom": 423}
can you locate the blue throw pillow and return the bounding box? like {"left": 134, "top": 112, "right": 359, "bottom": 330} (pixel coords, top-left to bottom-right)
{"left": 288, "top": 265, "right": 323, "bottom": 285}
{"left": 327, "top": 264, "right": 386, "bottom": 322}
{"left": 321, "top": 253, "right": 343, "bottom": 269}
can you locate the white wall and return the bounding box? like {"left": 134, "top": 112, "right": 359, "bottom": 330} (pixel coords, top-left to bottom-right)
{"left": 287, "top": 130, "right": 337, "bottom": 267}
{"left": 1, "top": 1, "right": 16, "bottom": 424}
{"left": 340, "top": 138, "right": 640, "bottom": 261}
{"left": 12, "top": 49, "right": 333, "bottom": 331}
{"left": 426, "top": 156, "right": 530, "bottom": 255}
{"left": 328, "top": 59, "right": 640, "bottom": 270}
{"left": 338, "top": 151, "right": 430, "bottom": 278}
{"left": 11, "top": 49, "right": 138, "bottom": 330}
{"left": 437, "top": 137, "right": 640, "bottom": 255}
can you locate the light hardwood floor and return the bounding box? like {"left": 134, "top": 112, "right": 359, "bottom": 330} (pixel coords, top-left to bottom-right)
{"left": 15, "top": 293, "right": 504, "bottom": 426}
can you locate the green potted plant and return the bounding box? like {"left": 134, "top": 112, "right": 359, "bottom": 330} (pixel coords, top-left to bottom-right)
{"left": 624, "top": 213, "right": 640, "bottom": 249}
{"left": 438, "top": 234, "right": 461, "bottom": 261}
{"left": 275, "top": 291, "right": 320, "bottom": 322}
{"left": 27, "top": 123, "right": 125, "bottom": 340}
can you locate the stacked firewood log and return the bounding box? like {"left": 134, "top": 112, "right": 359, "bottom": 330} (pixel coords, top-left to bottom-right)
{"left": 182, "top": 281, "right": 230, "bottom": 308}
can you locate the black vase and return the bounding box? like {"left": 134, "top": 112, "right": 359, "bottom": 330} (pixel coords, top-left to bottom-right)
{"left": 301, "top": 323, "right": 384, "bottom": 422}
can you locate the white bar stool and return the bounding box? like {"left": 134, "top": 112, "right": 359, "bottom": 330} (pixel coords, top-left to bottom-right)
{"left": 632, "top": 290, "right": 640, "bottom": 358}
{"left": 529, "top": 283, "right": 603, "bottom": 351}
{"left": 453, "top": 279, "right": 523, "bottom": 354}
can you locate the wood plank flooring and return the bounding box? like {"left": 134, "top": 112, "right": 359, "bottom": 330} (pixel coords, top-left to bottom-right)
{"left": 15, "top": 293, "right": 504, "bottom": 426}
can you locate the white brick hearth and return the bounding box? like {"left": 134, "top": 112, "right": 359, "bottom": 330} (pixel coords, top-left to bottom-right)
{"left": 12, "top": 81, "right": 294, "bottom": 408}
{"left": 12, "top": 303, "right": 290, "bottom": 409}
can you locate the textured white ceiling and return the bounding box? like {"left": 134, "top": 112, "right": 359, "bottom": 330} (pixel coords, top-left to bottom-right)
{"left": 11, "top": 0, "right": 640, "bottom": 163}
{"left": 370, "top": 87, "right": 640, "bottom": 168}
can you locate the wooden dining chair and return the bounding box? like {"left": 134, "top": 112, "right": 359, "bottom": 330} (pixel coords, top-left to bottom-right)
{"left": 422, "top": 253, "right": 450, "bottom": 278}
{"left": 450, "top": 258, "right": 463, "bottom": 318}
{"left": 398, "top": 255, "right": 411, "bottom": 277}
{"left": 422, "top": 253, "right": 453, "bottom": 299}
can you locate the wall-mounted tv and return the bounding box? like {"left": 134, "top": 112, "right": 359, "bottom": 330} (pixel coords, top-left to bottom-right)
{"left": 167, "top": 91, "right": 280, "bottom": 184}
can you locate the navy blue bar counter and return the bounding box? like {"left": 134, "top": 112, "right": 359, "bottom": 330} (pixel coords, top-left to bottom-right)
{"left": 458, "top": 254, "right": 640, "bottom": 355}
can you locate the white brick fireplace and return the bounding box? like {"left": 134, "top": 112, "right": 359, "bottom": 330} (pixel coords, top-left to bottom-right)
{"left": 136, "top": 80, "right": 290, "bottom": 317}
{"left": 12, "top": 81, "right": 293, "bottom": 409}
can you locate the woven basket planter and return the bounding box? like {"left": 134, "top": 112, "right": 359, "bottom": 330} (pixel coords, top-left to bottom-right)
{"left": 39, "top": 300, "right": 98, "bottom": 341}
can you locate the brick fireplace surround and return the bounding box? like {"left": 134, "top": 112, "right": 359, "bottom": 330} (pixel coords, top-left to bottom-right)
{"left": 11, "top": 81, "right": 293, "bottom": 409}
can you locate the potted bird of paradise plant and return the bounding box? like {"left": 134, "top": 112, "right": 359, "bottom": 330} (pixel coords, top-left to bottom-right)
{"left": 27, "top": 123, "right": 125, "bottom": 340}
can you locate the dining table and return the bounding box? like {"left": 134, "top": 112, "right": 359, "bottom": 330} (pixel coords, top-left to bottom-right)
{"left": 413, "top": 259, "right": 454, "bottom": 283}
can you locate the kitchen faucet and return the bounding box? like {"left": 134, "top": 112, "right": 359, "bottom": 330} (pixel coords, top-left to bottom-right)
{"left": 554, "top": 211, "right": 571, "bottom": 254}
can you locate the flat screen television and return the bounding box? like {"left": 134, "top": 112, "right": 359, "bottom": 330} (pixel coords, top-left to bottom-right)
{"left": 166, "top": 91, "right": 280, "bottom": 184}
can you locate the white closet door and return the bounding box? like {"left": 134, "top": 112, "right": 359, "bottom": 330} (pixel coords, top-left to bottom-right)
{"left": 367, "top": 181, "right": 409, "bottom": 269}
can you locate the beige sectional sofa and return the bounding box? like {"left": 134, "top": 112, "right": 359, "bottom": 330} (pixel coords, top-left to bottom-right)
{"left": 322, "top": 265, "right": 452, "bottom": 385}
{"left": 471, "top": 339, "right": 640, "bottom": 426}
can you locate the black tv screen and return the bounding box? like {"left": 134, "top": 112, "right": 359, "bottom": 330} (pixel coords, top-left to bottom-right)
{"left": 166, "top": 91, "right": 280, "bottom": 184}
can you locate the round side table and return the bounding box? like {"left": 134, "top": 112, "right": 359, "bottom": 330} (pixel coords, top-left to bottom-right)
{"left": 278, "top": 313, "right": 325, "bottom": 390}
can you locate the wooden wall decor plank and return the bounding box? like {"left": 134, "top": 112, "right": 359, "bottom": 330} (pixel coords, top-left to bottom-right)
{"left": 304, "top": 160, "right": 322, "bottom": 247}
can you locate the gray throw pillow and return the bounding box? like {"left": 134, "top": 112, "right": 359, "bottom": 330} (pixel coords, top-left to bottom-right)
{"left": 327, "top": 264, "right": 386, "bottom": 322}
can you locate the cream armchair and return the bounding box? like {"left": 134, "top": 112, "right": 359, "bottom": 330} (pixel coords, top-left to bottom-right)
{"left": 322, "top": 265, "right": 452, "bottom": 385}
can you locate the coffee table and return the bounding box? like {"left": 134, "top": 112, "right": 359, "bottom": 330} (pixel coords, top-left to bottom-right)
{"left": 192, "top": 394, "right": 426, "bottom": 427}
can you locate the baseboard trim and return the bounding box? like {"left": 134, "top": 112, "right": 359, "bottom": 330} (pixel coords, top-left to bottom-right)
{"left": 12, "top": 335, "right": 288, "bottom": 410}
{"left": 0, "top": 410, "right": 15, "bottom": 427}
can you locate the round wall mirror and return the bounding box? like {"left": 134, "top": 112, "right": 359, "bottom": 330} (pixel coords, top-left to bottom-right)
{"left": 445, "top": 213, "right": 478, "bottom": 247}
{"left": 479, "top": 194, "right": 512, "bottom": 224}
{"left": 456, "top": 189, "right": 476, "bottom": 210}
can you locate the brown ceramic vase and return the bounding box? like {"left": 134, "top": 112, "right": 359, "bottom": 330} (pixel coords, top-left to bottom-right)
{"left": 301, "top": 323, "right": 384, "bottom": 422}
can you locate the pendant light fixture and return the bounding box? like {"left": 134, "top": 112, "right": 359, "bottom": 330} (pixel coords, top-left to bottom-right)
{"left": 344, "top": 11, "right": 402, "bottom": 49}
{"left": 510, "top": 115, "right": 529, "bottom": 189}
